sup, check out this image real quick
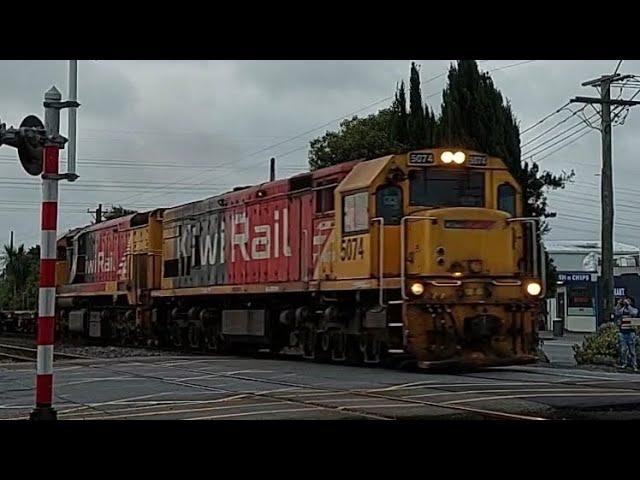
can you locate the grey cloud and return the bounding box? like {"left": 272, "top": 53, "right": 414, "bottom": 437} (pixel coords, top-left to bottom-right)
{"left": 0, "top": 60, "right": 639, "bottom": 248}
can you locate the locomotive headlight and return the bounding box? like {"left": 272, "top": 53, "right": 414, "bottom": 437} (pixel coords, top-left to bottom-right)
{"left": 441, "top": 151, "right": 454, "bottom": 164}
{"left": 453, "top": 151, "right": 466, "bottom": 164}
{"left": 410, "top": 282, "right": 425, "bottom": 296}
{"left": 526, "top": 281, "right": 542, "bottom": 297}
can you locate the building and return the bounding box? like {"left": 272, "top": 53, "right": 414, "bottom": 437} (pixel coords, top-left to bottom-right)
{"left": 546, "top": 240, "right": 640, "bottom": 333}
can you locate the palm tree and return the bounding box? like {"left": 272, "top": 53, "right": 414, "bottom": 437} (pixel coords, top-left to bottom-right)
{"left": 2, "top": 244, "right": 33, "bottom": 309}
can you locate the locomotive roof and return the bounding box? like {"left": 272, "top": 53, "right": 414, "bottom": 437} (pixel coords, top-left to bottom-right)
{"left": 335, "top": 155, "right": 393, "bottom": 193}
{"left": 163, "top": 160, "right": 359, "bottom": 219}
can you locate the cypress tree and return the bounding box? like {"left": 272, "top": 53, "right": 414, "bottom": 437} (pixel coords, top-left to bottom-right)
{"left": 436, "top": 60, "right": 574, "bottom": 228}
{"left": 408, "top": 62, "right": 427, "bottom": 149}
{"left": 391, "top": 81, "right": 408, "bottom": 146}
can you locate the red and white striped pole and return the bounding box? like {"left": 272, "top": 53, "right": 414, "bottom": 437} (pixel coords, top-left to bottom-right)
{"left": 30, "top": 87, "right": 63, "bottom": 421}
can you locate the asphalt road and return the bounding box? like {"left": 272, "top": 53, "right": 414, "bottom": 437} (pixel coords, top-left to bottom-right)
{"left": 541, "top": 338, "right": 580, "bottom": 367}
{"left": 2, "top": 351, "right": 640, "bottom": 420}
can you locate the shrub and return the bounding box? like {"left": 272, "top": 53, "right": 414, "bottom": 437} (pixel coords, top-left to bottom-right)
{"left": 573, "top": 322, "right": 640, "bottom": 365}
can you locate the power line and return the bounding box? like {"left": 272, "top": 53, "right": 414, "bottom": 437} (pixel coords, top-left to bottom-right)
{"left": 532, "top": 103, "right": 631, "bottom": 163}
{"left": 534, "top": 129, "right": 594, "bottom": 162}
{"left": 521, "top": 102, "right": 572, "bottom": 135}
{"left": 114, "top": 59, "right": 539, "bottom": 206}
{"left": 110, "top": 94, "right": 398, "bottom": 205}
{"left": 520, "top": 106, "right": 590, "bottom": 148}
{"left": 522, "top": 123, "right": 591, "bottom": 159}
{"left": 487, "top": 60, "right": 537, "bottom": 73}
{"left": 613, "top": 60, "right": 624, "bottom": 76}
{"left": 521, "top": 115, "right": 595, "bottom": 156}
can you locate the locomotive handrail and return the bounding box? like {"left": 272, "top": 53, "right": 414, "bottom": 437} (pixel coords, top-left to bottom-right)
{"left": 506, "top": 217, "right": 541, "bottom": 282}
{"left": 302, "top": 229, "right": 309, "bottom": 282}
{"left": 371, "top": 217, "right": 385, "bottom": 307}
{"left": 401, "top": 215, "right": 438, "bottom": 300}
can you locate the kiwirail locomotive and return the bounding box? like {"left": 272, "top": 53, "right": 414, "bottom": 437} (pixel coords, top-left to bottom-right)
{"left": 54, "top": 148, "right": 546, "bottom": 368}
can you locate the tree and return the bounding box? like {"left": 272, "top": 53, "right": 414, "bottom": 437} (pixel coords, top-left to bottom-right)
{"left": 309, "top": 109, "right": 401, "bottom": 171}
{"left": 0, "top": 243, "right": 39, "bottom": 310}
{"left": 309, "top": 63, "right": 435, "bottom": 170}
{"left": 104, "top": 205, "right": 137, "bottom": 221}
{"left": 391, "top": 81, "right": 408, "bottom": 146}
{"left": 408, "top": 62, "right": 427, "bottom": 149}
{"left": 437, "top": 60, "right": 574, "bottom": 233}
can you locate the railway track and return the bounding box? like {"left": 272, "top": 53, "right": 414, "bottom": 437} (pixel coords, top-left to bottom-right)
{"left": 0, "top": 343, "right": 88, "bottom": 363}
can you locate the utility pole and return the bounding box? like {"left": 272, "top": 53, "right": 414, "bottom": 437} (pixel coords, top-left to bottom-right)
{"left": 67, "top": 60, "right": 78, "bottom": 181}
{"left": 571, "top": 73, "right": 640, "bottom": 325}
{"left": 88, "top": 204, "right": 102, "bottom": 223}
{"left": 269, "top": 157, "right": 276, "bottom": 182}
{"left": 10, "top": 230, "right": 13, "bottom": 250}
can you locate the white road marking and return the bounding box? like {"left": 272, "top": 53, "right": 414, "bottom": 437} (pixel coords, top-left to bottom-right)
{"left": 443, "top": 391, "right": 640, "bottom": 405}
{"left": 186, "top": 407, "right": 324, "bottom": 420}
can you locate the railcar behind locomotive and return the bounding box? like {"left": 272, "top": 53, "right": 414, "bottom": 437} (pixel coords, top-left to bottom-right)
{"left": 55, "top": 148, "right": 545, "bottom": 368}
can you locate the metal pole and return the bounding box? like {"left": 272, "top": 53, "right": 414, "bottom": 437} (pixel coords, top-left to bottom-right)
{"left": 29, "top": 86, "right": 62, "bottom": 421}
{"left": 601, "top": 78, "right": 614, "bottom": 325}
{"left": 67, "top": 61, "right": 78, "bottom": 179}
{"left": 269, "top": 157, "right": 275, "bottom": 182}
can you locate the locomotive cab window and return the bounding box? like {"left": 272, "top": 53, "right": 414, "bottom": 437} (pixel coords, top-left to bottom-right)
{"left": 409, "top": 168, "right": 485, "bottom": 207}
{"left": 343, "top": 191, "right": 369, "bottom": 234}
{"left": 497, "top": 183, "right": 517, "bottom": 216}
{"left": 315, "top": 184, "right": 336, "bottom": 213}
{"left": 376, "top": 185, "right": 403, "bottom": 225}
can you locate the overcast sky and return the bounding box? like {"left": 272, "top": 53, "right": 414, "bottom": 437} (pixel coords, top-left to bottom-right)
{"left": 1, "top": 60, "right": 639, "bottom": 248}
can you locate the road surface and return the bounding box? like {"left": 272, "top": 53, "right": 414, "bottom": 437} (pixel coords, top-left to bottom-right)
{"left": 2, "top": 350, "right": 640, "bottom": 420}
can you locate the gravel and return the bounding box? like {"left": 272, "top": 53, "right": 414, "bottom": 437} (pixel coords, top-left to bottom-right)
{"left": 54, "top": 344, "right": 168, "bottom": 358}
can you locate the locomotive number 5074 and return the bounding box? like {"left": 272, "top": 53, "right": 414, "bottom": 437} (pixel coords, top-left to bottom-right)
{"left": 341, "top": 237, "right": 365, "bottom": 261}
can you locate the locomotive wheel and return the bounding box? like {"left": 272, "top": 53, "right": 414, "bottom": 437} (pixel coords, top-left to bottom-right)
{"left": 187, "top": 323, "right": 203, "bottom": 350}
{"left": 204, "top": 326, "right": 219, "bottom": 352}
{"left": 330, "top": 330, "right": 346, "bottom": 362}
{"left": 321, "top": 331, "right": 330, "bottom": 352}
{"left": 132, "top": 326, "right": 145, "bottom": 347}
{"left": 301, "top": 327, "right": 316, "bottom": 360}
{"left": 345, "top": 335, "right": 363, "bottom": 365}
{"left": 310, "top": 330, "right": 330, "bottom": 363}
{"left": 169, "top": 323, "right": 183, "bottom": 348}
{"left": 360, "top": 334, "right": 381, "bottom": 365}
{"left": 116, "top": 325, "right": 128, "bottom": 346}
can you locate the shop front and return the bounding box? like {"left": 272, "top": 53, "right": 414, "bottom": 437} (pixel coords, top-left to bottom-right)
{"left": 555, "top": 272, "right": 597, "bottom": 332}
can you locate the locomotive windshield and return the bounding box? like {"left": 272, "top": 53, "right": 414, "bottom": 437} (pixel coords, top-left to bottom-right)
{"left": 409, "top": 168, "right": 485, "bottom": 207}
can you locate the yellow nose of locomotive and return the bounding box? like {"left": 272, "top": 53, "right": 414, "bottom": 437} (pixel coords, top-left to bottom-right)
{"left": 405, "top": 208, "right": 516, "bottom": 279}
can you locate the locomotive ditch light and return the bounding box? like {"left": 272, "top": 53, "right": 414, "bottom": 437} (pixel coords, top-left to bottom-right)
{"left": 525, "top": 281, "right": 542, "bottom": 297}
{"left": 452, "top": 271, "right": 463, "bottom": 278}
{"left": 410, "top": 282, "right": 425, "bottom": 296}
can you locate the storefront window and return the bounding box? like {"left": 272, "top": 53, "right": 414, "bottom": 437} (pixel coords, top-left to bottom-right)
{"left": 567, "top": 283, "right": 595, "bottom": 316}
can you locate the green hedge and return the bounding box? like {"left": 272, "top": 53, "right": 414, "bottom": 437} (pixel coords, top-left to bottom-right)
{"left": 573, "top": 323, "right": 640, "bottom": 366}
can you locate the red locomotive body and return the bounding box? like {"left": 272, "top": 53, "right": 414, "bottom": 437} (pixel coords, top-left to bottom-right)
{"left": 159, "top": 161, "right": 357, "bottom": 293}
{"left": 57, "top": 211, "right": 164, "bottom": 340}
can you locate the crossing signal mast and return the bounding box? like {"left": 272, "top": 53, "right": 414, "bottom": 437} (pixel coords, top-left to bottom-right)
{"left": 0, "top": 85, "right": 80, "bottom": 421}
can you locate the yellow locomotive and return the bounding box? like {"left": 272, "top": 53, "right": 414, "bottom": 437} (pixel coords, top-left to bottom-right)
{"left": 56, "top": 147, "right": 544, "bottom": 369}
{"left": 310, "top": 147, "right": 544, "bottom": 367}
